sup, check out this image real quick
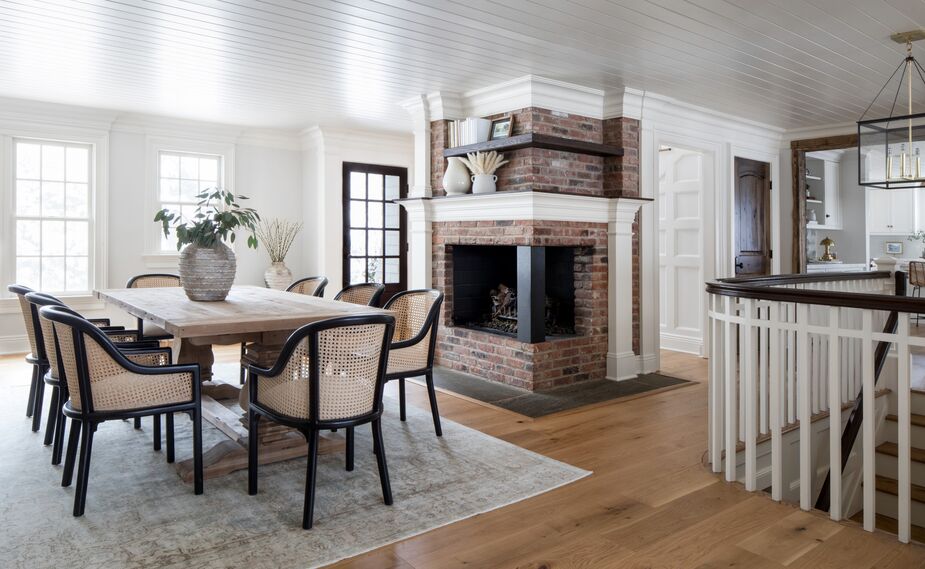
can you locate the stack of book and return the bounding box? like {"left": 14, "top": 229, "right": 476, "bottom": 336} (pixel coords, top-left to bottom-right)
{"left": 447, "top": 117, "right": 491, "bottom": 148}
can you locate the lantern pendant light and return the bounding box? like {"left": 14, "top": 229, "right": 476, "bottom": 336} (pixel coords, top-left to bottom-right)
{"left": 858, "top": 34, "right": 925, "bottom": 189}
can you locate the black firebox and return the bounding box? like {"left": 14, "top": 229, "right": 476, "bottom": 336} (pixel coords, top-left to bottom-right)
{"left": 451, "top": 245, "right": 576, "bottom": 343}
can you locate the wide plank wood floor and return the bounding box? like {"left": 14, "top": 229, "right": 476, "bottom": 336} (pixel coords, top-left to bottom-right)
{"left": 4, "top": 348, "right": 925, "bottom": 568}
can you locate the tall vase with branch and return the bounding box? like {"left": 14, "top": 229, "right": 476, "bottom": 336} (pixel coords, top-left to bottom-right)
{"left": 257, "top": 218, "right": 303, "bottom": 289}
{"left": 460, "top": 151, "right": 508, "bottom": 194}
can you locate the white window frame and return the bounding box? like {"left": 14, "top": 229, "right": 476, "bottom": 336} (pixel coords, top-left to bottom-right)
{"left": 144, "top": 137, "right": 234, "bottom": 267}
{"left": 0, "top": 127, "right": 108, "bottom": 312}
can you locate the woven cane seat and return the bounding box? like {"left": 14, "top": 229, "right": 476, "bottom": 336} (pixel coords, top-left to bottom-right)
{"left": 255, "top": 323, "right": 387, "bottom": 421}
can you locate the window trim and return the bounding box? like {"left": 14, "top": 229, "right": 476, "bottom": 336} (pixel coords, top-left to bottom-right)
{"left": 0, "top": 126, "right": 108, "bottom": 311}
{"left": 144, "top": 137, "right": 235, "bottom": 264}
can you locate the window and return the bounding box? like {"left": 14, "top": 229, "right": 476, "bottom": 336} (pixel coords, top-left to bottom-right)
{"left": 13, "top": 139, "right": 92, "bottom": 293}
{"left": 343, "top": 163, "right": 407, "bottom": 302}
{"left": 156, "top": 150, "right": 222, "bottom": 251}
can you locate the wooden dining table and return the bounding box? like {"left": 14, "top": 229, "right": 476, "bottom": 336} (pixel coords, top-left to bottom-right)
{"left": 95, "top": 285, "right": 394, "bottom": 482}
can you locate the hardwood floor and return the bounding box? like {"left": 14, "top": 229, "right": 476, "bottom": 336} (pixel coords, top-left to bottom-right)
{"left": 3, "top": 347, "right": 924, "bottom": 568}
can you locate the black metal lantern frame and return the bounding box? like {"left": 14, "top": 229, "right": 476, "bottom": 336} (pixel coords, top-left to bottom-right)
{"left": 858, "top": 46, "right": 925, "bottom": 190}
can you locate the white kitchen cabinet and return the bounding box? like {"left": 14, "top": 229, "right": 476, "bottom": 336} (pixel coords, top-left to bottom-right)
{"left": 805, "top": 157, "right": 841, "bottom": 229}
{"left": 867, "top": 188, "right": 916, "bottom": 234}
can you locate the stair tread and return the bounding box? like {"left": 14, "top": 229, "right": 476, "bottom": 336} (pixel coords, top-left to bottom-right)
{"left": 876, "top": 441, "right": 925, "bottom": 463}
{"left": 874, "top": 474, "right": 925, "bottom": 503}
{"left": 885, "top": 413, "right": 925, "bottom": 428}
{"left": 848, "top": 512, "right": 925, "bottom": 543}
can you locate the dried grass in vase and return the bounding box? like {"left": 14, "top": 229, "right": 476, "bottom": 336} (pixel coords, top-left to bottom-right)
{"left": 256, "top": 218, "right": 302, "bottom": 262}
{"left": 459, "top": 151, "right": 508, "bottom": 175}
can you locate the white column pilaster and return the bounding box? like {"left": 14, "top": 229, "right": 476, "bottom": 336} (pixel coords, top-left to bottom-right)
{"left": 400, "top": 95, "right": 432, "bottom": 198}
{"left": 398, "top": 198, "right": 433, "bottom": 289}
{"left": 607, "top": 198, "right": 647, "bottom": 380}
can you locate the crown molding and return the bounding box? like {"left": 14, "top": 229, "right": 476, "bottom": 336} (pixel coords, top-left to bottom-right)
{"left": 299, "top": 125, "right": 412, "bottom": 153}
{"left": 0, "top": 96, "right": 117, "bottom": 133}
{"left": 603, "top": 87, "right": 645, "bottom": 120}
{"left": 461, "top": 75, "right": 606, "bottom": 119}
{"left": 781, "top": 122, "right": 856, "bottom": 144}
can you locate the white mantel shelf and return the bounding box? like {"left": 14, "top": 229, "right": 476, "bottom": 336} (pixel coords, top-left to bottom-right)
{"left": 396, "top": 190, "right": 651, "bottom": 224}
{"left": 397, "top": 190, "right": 650, "bottom": 382}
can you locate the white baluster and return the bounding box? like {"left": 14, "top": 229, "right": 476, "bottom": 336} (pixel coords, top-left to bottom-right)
{"left": 724, "top": 295, "right": 738, "bottom": 483}
{"left": 769, "top": 301, "right": 782, "bottom": 501}
{"left": 898, "top": 312, "right": 912, "bottom": 543}
{"left": 798, "top": 303, "right": 812, "bottom": 510}
{"left": 744, "top": 298, "right": 757, "bottom": 491}
{"left": 710, "top": 295, "right": 724, "bottom": 473}
{"left": 760, "top": 306, "right": 769, "bottom": 435}
{"left": 788, "top": 303, "right": 796, "bottom": 424}
{"left": 862, "top": 309, "right": 875, "bottom": 532}
{"left": 828, "top": 306, "right": 842, "bottom": 520}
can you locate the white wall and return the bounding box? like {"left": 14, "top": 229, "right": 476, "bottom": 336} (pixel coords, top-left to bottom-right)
{"left": 0, "top": 98, "right": 304, "bottom": 354}
{"left": 300, "top": 127, "right": 414, "bottom": 297}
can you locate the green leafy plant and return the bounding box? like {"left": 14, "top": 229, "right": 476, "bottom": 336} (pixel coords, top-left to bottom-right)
{"left": 154, "top": 188, "right": 260, "bottom": 251}
{"left": 910, "top": 231, "right": 925, "bottom": 244}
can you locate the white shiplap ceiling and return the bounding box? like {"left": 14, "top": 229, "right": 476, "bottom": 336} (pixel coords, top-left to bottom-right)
{"left": 0, "top": 0, "right": 924, "bottom": 131}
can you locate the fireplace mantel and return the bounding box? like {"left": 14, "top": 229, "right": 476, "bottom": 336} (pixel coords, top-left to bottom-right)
{"left": 398, "top": 190, "right": 649, "bottom": 382}
{"left": 396, "top": 190, "right": 649, "bottom": 224}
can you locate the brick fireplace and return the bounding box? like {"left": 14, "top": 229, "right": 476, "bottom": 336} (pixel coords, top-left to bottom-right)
{"left": 433, "top": 220, "right": 608, "bottom": 391}
{"left": 399, "top": 89, "right": 648, "bottom": 391}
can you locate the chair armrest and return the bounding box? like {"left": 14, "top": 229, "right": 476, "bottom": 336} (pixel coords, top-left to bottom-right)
{"left": 97, "top": 325, "right": 126, "bottom": 332}
{"left": 88, "top": 318, "right": 112, "bottom": 327}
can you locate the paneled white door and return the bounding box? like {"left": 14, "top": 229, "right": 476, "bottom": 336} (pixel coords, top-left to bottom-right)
{"left": 658, "top": 147, "right": 705, "bottom": 355}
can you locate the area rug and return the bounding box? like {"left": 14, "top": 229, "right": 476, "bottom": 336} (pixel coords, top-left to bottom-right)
{"left": 0, "top": 383, "right": 589, "bottom": 569}
{"left": 417, "top": 367, "right": 695, "bottom": 418}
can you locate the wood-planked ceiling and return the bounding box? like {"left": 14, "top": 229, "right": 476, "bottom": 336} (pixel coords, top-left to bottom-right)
{"left": 0, "top": 0, "right": 923, "bottom": 131}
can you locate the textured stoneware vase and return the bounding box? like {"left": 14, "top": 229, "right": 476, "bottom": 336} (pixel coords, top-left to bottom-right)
{"left": 179, "top": 242, "right": 236, "bottom": 301}
{"left": 471, "top": 174, "right": 498, "bottom": 194}
{"left": 264, "top": 261, "right": 292, "bottom": 290}
{"left": 443, "top": 157, "right": 471, "bottom": 195}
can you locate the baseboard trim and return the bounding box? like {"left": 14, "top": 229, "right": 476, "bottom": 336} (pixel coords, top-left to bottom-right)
{"left": 0, "top": 334, "right": 28, "bottom": 356}
{"left": 606, "top": 351, "right": 640, "bottom": 381}
{"left": 660, "top": 332, "right": 703, "bottom": 356}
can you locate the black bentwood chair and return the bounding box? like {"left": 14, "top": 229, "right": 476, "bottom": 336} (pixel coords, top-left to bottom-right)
{"left": 382, "top": 289, "right": 444, "bottom": 437}
{"left": 239, "top": 275, "right": 332, "bottom": 384}
{"left": 41, "top": 306, "right": 203, "bottom": 516}
{"left": 246, "top": 314, "right": 395, "bottom": 529}
{"left": 28, "top": 294, "right": 170, "bottom": 465}
{"left": 333, "top": 283, "right": 386, "bottom": 307}
{"left": 9, "top": 284, "right": 129, "bottom": 432}
{"left": 125, "top": 273, "right": 181, "bottom": 341}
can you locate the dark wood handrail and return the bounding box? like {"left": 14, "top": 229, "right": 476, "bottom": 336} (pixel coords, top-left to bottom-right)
{"left": 814, "top": 271, "right": 906, "bottom": 512}
{"left": 706, "top": 271, "right": 925, "bottom": 313}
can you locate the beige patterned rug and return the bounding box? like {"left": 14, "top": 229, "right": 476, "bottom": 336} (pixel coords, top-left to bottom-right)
{"left": 0, "top": 380, "right": 589, "bottom": 568}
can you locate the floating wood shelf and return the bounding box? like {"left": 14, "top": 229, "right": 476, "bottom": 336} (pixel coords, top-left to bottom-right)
{"left": 443, "top": 133, "right": 624, "bottom": 158}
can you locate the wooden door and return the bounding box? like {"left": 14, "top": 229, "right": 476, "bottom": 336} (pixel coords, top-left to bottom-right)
{"left": 342, "top": 162, "right": 408, "bottom": 305}
{"left": 734, "top": 157, "right": 771, "bottom": 276}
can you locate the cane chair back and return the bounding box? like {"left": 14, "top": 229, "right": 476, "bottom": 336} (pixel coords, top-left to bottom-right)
{"left": 334, "top": 283, "right": 386, "bottom": 306}
{"left": 383, "top": 290, "right": 443, "bottom": 375}
{"left": 126, "top": 274, "right": 181, "bottom": 288}
{"left": 287, "top": 276, "right": 329, "bottom": 297}
{"left": 911, "top": 261, "right": 925, "bottom": 288}
{"left": 43, "top": 307, "right": 194, "bottom": 413}
{"left": 25, "top": 293, "right": 68, "bottom": 379}
{"left": 251, "top": 316, "right": 394, "bottom": 423}
{"left": 9, "top": 285, "right": 40, "bottom": 358}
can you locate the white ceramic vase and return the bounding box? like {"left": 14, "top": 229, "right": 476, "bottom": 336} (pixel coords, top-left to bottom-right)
{"left": 471, "top": 174, "right": 498, "bottom": 194}
{"left": 264, "top": 261, "right": 292, "bottom": 290}
{"left": 178, "top": 242, "right": 236, "bottom": 301}
{"left": 443, "top": 157, "right": 471, "bottom": 195}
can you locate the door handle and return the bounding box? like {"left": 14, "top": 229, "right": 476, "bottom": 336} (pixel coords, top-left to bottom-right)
{"left": 735, "top": 261, "right": 745, "bottom": 269}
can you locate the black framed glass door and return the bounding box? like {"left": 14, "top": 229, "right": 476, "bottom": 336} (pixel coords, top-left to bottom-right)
{"left": 342, "top": 162, "right": 408, "bottom": 304}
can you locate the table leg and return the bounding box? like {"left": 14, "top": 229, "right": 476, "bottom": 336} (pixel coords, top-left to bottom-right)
{"left": 178, "top": 339, "right": 214, "bottom": 382}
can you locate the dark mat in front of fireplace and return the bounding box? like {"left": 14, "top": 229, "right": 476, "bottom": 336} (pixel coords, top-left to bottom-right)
{"left": 411, "top": 367, "right": 695, "bottom": 419}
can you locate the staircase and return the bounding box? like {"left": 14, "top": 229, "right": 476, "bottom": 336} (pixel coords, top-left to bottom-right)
{"left": 866, "top": 390, "right": 925, "bottom": 540}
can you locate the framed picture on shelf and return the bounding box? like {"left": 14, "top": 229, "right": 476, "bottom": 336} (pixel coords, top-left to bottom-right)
{"left": 885, "top": 242, "right": 903, "bottom": 255}
{"left": 489, "top": 115, "right": 514, "bottom": 140}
